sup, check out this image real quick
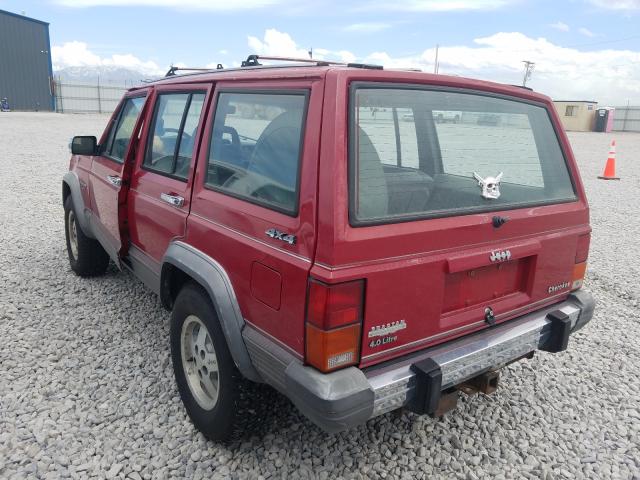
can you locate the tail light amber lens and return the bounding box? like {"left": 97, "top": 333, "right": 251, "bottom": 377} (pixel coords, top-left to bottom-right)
{"left": 572, "top": 262, "right": 587, "bottom": 291}
{"left": 305, "top": 279, "right": 364, "bottom": 372}
{"left": 305, "top": 323, "right": 361, "bottom": 372}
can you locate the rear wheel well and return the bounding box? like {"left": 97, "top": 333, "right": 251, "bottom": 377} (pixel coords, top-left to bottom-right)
{"left": 62, "top": 181, "right": 71, "bottom": 204}
{"left": 161, "top": 263, "right": 195, "bottom": 310}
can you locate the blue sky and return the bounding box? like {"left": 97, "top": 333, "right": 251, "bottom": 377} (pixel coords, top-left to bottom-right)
{"left": 2, "top": 0, "right": 640, "bottom": 103}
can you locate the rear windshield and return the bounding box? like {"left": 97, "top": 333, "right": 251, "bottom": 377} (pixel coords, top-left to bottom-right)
{"left": 349, "top": 86, "right": 576, "bottom": 225}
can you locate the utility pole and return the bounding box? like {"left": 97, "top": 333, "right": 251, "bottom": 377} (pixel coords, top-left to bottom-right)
{"left": 434, "top": 44, "right": 439, "bottom": 74}
{"left": 522, "top": 60, "right": 535, "bottom": 86}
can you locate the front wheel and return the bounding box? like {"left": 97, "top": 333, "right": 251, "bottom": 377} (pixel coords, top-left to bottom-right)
{"left": 170, "top": 283, "right": 249, "bottom": 442}
{"left": 64, "top": 196, "right": 109, "bottom": 277}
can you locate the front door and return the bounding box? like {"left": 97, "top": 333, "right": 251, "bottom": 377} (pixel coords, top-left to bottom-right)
{"left": 89, "top": 94, "right": 148, "bottom": 264}
{"left": 127, "top": 84, "right": 211, "bottom": 277}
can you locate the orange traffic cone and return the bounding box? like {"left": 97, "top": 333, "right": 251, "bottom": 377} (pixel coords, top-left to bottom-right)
{"left": 598, "top": 140, "right": 620, "bottom": 180}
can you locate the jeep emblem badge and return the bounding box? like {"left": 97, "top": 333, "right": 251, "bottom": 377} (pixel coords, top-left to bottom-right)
{"left": 473, "top": 172, "right": 503, "bottom": 200}
{"left": 490, "top": 249, "right": 512, "bottom": 262}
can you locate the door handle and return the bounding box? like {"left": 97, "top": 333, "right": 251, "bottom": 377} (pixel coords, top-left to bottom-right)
{"left": 106, "top": 175, "right": 122, "bottom": 187}
{"left": 160, "top": 193, "right": 185, "bottom": 208}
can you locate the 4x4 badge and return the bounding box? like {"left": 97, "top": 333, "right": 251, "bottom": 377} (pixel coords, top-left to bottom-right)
{"left": 265, "top": 228, "right": 296, "bottom": 245}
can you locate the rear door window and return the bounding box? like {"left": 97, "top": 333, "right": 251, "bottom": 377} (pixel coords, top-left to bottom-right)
{"left": 143, "top": 92, "right": 205, "bottom": 180}
{"left": 350, "top": 87, "right": 576, "bottom": 224}
{"left": 104, "top": 96, "right": 146, "bottom": 162}
{"left": 205, "top": 92, "right": 307, "bottom": 215}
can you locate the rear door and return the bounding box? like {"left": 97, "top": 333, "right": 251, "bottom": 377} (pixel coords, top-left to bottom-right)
{"left": 315, "top": 78, "right": 590, "bottom": 368}
{"left": 89, "top": 93, "right": 148, "bottom": 263}
{"left": 188, "top": 79, "right": 323, "bottom": 357}
{"left": 127, "top": 84, "right": 211, "bottom": 275}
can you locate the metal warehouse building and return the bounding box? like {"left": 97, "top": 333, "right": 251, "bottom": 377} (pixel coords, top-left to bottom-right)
{"left": 0, "top": 9, "right": 54, "bottom": 111}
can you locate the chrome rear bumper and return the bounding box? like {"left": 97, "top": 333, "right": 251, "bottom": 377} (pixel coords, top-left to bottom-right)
{"left": 243, "top": 290, "right": 595, "bottom": 433}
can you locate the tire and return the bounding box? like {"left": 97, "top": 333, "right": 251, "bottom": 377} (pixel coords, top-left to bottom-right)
{"left": 64, "top": 196, "right": 109, "bottom": 277}
{"left": 170, "top": 282, "right": 252, "bottom": 443}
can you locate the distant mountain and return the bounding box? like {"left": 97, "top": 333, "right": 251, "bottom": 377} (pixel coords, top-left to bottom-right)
{"left": 54, "top": 66, "right": 162, "bottom": 86}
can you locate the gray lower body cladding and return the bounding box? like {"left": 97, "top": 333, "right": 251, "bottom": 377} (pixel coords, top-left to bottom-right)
{"left": 243, "top": 290, "right": 596, "bottom": 433}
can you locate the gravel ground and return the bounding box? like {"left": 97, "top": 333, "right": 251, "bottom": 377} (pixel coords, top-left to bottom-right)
{"left": 1, "top": 112, "right": 639, "bottom": 480}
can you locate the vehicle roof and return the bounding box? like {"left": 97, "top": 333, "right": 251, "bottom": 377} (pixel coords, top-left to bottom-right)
{"left": 131, "top": 64, "right": 553, "bottom": 105}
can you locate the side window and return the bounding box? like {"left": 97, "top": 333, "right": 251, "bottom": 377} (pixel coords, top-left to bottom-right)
{"left": 357, "top": 106, "right": 419, "bottom": 168}
{"left": 104, "top": 96, "right": 146, "bottom": 162}
{"left": 206, "top": 92, "right": 307, "bottom": 215}
{"left": 144, "top": 92, "right": 205, "bottom": 180}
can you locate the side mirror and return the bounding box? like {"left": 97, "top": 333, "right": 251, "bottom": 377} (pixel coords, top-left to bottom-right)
{"left": 71, "top": 136, "right": 98, "bottom": 155}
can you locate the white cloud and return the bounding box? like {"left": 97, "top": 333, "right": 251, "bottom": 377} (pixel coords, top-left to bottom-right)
{"left": 247, "top": 29, "right": 358, "bottom": 64}
{"left": 247, "top": 29, "right": 639, "bottom": 104}
{"left": 587, "top": 0, "right": 640, "bottom": 10}
{"left": 578, "top": 27, "right": 596, "bottom": 37}
{"left": 54, "top": 0, "right": 285, "bottom": 9}
{"left": 248, "top": 29, "right": 311, "bottom": 58}
{"left": 52, "top": 41, "right": 163, "bottom": 75}
{"left": 363, "top": 32, "right": 640, "bottom": 104}
{"left": 343, "top": 22, "right": 392, "bottom": 33}
{"left": 365, "top": 0, "right": 514, "bottom": 11}
{"left": 550, "top": 21, "right": 570, "bottom": 32}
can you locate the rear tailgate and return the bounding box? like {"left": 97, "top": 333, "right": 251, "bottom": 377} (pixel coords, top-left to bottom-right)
{"left": 313, "top": 73, "right": 590, "bottom": 369}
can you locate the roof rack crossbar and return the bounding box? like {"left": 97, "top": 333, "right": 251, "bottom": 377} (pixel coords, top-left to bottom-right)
{"left": 165, "top": 65, "right": 223, "bottom": 77}
{"left": 241, "top": 54, "right": 347, "bottom": 68}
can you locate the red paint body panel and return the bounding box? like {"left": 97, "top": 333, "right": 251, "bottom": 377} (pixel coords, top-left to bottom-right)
{"left": 70, "top": 65, "right": 591, "bottom": 371}
{"left": 186, "top": 77, "right": 324, "bottom": 357}
{"left": 127, "top": 83, "right": 213, "bottom": 265}
{"left": 251, "top": 262, "right": 283, "bottom": 310}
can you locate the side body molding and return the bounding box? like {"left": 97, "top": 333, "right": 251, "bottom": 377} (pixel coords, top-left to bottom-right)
{"left": 62, "top": 172, "right": 94, "bottom": 238}
{"left": 161, "top": 241, "right": 262, "bottom": 382}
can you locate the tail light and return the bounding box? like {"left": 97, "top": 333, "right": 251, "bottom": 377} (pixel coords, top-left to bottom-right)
{"left": 572, "top": 234, "right": 590, "bottom": 290}
{"left": 572, "top": 262, "right": 587, "bottom": 291}
{"left": 305, "top": 278, "right": 364, "bottom": 373}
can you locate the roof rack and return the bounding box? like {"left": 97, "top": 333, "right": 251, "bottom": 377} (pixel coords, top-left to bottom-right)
{"left": 511, "top": 84, "right": 533, "bottom": 91}
{"left": 241, "top": 54, "right": 345, "bottom": 67}
{"left": 156, "top": 55, "right": 386, "bottom": 82}
{"left": 240, "top": 54, "right": 383, "bottom": 70}
{"left": 165, "top": 65, "right": 223, "bottom": 77}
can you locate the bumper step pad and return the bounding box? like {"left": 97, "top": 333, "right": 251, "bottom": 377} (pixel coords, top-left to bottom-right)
{"left": 408, "top": 358, "right": 442, "bottom": 416}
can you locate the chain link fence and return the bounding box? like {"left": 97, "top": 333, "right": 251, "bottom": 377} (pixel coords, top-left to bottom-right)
{"left": 51, "top": 77, "right": 640, "bottom": 132}
{"left": 53, "top": 78, "right": 134, "bottom": 114}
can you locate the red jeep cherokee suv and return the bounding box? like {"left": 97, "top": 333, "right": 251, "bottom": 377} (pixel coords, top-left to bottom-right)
{"left": 63, "top": 56, "right": 595, "bottom": 441}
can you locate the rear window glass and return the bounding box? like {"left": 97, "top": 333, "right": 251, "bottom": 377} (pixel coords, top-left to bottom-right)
{"left": 350, "top": 87, "right": 576, "bottom": 224}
